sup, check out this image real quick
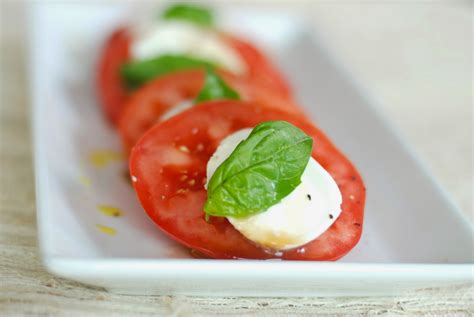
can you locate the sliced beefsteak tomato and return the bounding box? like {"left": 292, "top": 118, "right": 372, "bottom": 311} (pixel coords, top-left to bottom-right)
{"left": 118, "top": 69, "right": 302, "bottom": 154}
{"left": 96, "top": 27, "right": 292, "bottom": 125}
{"left": 129, "top": 101, "right": 366, "bottom": 260}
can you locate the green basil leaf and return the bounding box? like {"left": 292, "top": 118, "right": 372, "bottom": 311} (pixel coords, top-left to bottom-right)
{"left": 204, "top": 121, "right": 313, "bottom": 218}
{"left": 162, "top": 3, "right": 214, "bottom": 27}
{"left": 121, "top": 55, "right": 215, "bottom": 89}
{"left": 195, "top": 69, "right": 240, "bottom": 104}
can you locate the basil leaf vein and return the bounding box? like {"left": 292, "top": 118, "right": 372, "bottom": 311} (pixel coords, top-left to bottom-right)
{"left": 204, "top": 121, "right": 313, "bottom": 218}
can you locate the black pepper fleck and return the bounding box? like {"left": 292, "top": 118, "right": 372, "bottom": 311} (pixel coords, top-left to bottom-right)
{"left": 354, "top": 223, "right": 361, "bottom": 227}
{"left": 351, "top": 176, "right": 357, "bottom": 181}
{"left": 329, "top": 214, "right": 334, "bottom": 219}
{"left": 307, "top": 194, "right": 311, "bottom": 201}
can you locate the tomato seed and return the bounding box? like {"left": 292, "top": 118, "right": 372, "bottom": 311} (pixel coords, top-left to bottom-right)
{"left": 178, "top": 145, "right": 190, "bottom": 153}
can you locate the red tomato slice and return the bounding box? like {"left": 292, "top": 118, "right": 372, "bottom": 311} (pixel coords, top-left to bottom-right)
{"left": 118, "top": 69, "right": 302, "bottom": 154}
{"left": 96, "top": 28, "right": 131, "bottom": 124}
{"left": 96, "top": 27, "right": 292, "bottom": 124}
{"left": 130, "top": 101, "right": 366, "bottom": 260}
{"left": 222, "top": 33, "right": 292, "bottom": 98}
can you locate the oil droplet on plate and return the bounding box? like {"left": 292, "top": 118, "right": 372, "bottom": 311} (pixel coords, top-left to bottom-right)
{"left": 78, "top": 175, "right": 91, "bottom": 187}
{"left": 96, "top": 224, "right": 117, "bottom": 236}
{"left": 97, "top": 205, "right": 123, "bottom": 217}
{"left": 89, "top": 150, "right": 123, "bottom": 168}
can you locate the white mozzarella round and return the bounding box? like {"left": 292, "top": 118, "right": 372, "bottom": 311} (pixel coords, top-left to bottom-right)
{"left": 206, "top": 128, "right": 342, "bottom": 251}
{"left": 131, "top": 21, "right": 247, "bottom": 74}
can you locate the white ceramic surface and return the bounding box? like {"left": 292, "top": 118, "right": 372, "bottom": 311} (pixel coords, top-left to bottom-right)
{"left": 29, "top": 3, "right": 473, "bottom": 296}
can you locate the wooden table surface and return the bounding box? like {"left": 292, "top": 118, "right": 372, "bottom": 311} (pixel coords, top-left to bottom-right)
{"left": 1, "top": 1, "right": 472, "bottom": 316}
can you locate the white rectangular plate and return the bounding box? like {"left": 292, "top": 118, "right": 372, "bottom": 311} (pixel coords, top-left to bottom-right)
{"left": 30, "top": 3, "right": 473, "bottom": 296}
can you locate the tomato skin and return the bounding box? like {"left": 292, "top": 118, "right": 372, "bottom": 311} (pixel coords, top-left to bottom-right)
{"left": 97, "top": 27, "right": 293, "bottom": 125}
{"left": 118, "top": 69, "right": 302, "bottom": 154}
{"left": 130, "top": 101, "right": 365, "bottom": 260}
{"left": 97, "top": 28, "right": 131, "bottom": 124}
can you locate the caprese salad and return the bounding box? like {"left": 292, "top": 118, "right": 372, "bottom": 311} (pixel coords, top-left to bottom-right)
{"left": 96, "top": 3, "right": 366, "bottom": 260}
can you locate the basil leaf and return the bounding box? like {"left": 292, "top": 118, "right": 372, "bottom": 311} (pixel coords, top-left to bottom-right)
{"left": 162, "top": 3, "right": 214, "bottom": 27}
{"left": 204, "top": 121, "right": 313, "bottom": 218}
{"left": 121, "top": 55, "right": 215, "bottom": 89}
{"left": 195, "top": 69, "right": 240, "bottom": 104}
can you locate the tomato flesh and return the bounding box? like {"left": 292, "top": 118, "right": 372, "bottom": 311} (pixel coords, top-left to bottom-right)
{"left": 130, "top": 101, "right": 365, "bottom": 260}
{"left": 222, "top": 33, "right": 292, "bottom": 98}
{"left": 118, "top": 69, "right": 302, "bottom": 154}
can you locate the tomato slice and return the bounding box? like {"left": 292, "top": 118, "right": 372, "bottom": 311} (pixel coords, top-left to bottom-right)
{"left": 97, "top": 27, "right": 292, "bottom": 124}
{"left": 118, "top": 69, "right": 302, "bottom": 154}
{"left": 130, "top": 101, "right": 366, "bottom": 260}
{"left": 96, "top": 28, "right": 131, "bottom": 124}
{"left": 222, "top": 34, "right": 292, "bottom": 98}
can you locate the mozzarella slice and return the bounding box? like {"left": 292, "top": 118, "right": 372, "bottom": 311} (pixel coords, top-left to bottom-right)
{"left": 206, "top": 128, "right": 342, "bottom": 251}
{"left": 131, "top": 21, "right": 247, "bottom": 74}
